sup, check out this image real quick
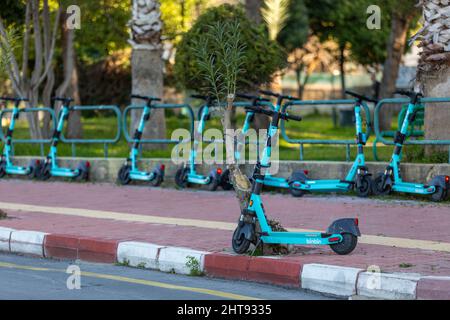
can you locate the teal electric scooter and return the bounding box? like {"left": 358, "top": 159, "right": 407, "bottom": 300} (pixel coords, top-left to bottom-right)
{"left": 374, "top": 90, "right": 449, "bottom": 201}
{"left": 0, "top": 96, "right": 41, "bottom": 179}
{"left": 282, "top": 90, "right": 376, "bottom": 198}
{"left": 118, "top": 95, "right": 165, "bottom": 186}
{"left": 174, "top": 95, "right": 225, "bottom": 191}
{"left": 37, "top": 97, "right": 90, "bottom": 181}
{"left": 232, "top": 100, "right": 361, "bottom": 255}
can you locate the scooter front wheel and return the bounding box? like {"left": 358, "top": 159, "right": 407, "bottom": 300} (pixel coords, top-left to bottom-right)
{"left": 175, "top": 167, "right": 189, "bottom": 188}
{"left": 38, "top": 163, "right": 52, "bottom": 181}
{"left": 232, "top": 227, "right": 251, "bottom": 254}
{"left": 356, "top": 175, "right": 372, "bottom": 198}
{"left": 431, "top": 186, "right": 447, "bottom": 202}
{"left": 118, "top": 165, "right": 131, "bottom": 185}
{"left": 220, "top": 169, "right": 234, "bottom": 191}
{"left": 329, "top": 233, "right": 358, "bottom": 255}
{"left": 373, "top": 174, "right": 392, "bottom": 196}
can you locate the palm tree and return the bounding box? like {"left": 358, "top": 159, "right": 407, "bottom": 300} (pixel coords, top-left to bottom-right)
{"left": 129, "top": 0, "right": 166, "bottom": 150}
{"left": 413, "top": 0, "right": 450, "bottom": 156}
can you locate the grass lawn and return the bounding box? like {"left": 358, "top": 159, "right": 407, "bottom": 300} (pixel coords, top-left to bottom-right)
{"left": 0, "top": 111, "right": 436, "bottom": 163}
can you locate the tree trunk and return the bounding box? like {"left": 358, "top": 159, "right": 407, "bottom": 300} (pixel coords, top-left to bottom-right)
{"left": 379, "top": 14, "right": 413, "bottom": 131}
{"left": 339, "top": 44, "right": 346, "bottom": 99}
{"left": 66, "top": 59, "right": 82, "bottom": 139}
{"left": 420, "top": 68, "right": 450, "bottom": 156}
{"left": 415, "top": 0, "right": 450, "bottom": 157}
{"left": 130, "top": 48, "right": 166, "bottom": 150}
{"left": 245, "top": 0, "right": 269, "bottom": 131}
{"left": 245, "top": 0, "right": 262, "bottom": 24}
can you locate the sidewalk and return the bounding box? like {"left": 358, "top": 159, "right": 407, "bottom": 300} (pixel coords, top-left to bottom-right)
{"left": 1, "top": 179, "right": 450, "bottom": 298}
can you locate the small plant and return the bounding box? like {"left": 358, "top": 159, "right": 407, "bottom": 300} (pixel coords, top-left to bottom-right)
{"left": 399, "top": 263, "right": 414, "bottom": 268}
{"left": 185, "top": 256, "right": 204, "bottom": 276}
{"left": 136, "top": 262, "right": 147, "bottom": 269}
{"left": 0, "top": 209, "right": 7, "bottom": 220}
{"left": 116, "top": 258, "right": 130, "bottom": 267}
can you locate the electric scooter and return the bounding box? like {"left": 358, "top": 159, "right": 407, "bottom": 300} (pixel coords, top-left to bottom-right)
{"left": 174, "top": 95, "right": 224, "bottom": 191}
{"left": 0, "top": 96, "right": 41, "bottom": 179}
{"left": 118, "top": 95, "right": 165, "bottom": 186}
{"left": 232, "top": 100, "right": 361, "bottom": 255}
{"left": 37, "top": 97, "right": 90, "bottom": 181}
{"left": 282, "top": 90, "right": 376, "bottom": 198}
{"left": 374, "top": 90, "right": 450, "bottom": 202}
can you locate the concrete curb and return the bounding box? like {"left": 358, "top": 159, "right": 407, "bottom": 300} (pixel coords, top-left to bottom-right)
{"left": 301, "top": 264, "right": 363, "bottom": 297}
{"left": 0, "top": 229, "right": 449, "bottom": 299}
{"left": 10, "top": 230, "right": 48, "bottom": 257}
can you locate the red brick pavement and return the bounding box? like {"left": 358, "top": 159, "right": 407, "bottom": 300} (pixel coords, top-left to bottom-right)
{"left": 1, "top": 180, "right": 450, "bottom": 276}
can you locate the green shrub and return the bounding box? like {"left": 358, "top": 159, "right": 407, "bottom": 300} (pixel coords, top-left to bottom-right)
{"left": 174, "top": 4, "right": 286, "bottom": 94}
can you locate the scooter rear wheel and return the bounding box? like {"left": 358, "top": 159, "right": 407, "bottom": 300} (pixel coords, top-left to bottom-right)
{"left": 232, "top": 227, "right": 251, "bottom": 254}
{"left": 431, "top": 186, "right": 447, "bottom": 202}
{"left": 290, "top": 187, "right": 306, "bottom": 198}
{"left": 356, "top": 175, "right": 372, "bottom": 198}
{"left": 27, "top": 160, "right": 42, "bottom": 179}
{"left": 329, "top": 233, "right": 358, "bottom": 255}
{"left": 0, "top": 161, "right": 6, "bottom": 178}
{"left": 150, "top": 171, "right": 163, "bottom": 187}
{"left": 208, "top": 174, "right": 220, "bottom": 191}
{"left": 118, "top": 165, "right": 131, "bottom": 185}
{"left": 373, "top": 174, "right": 392, "bottom": 196}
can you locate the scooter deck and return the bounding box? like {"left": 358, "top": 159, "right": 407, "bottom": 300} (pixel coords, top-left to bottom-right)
{"left": 129, "top": 169, "right": 156, "bottom": 181}
{"left": 392, "top": 181, "right": 435, "bottom": 195}
{"left": 187, "top": 173, "right": 211, "bottom": 185}
{"left": 264, "top": 176, "right": 352, "bottom": 192}
{"left": 5, "top": 165, "right": 30, "bottom": 175}
{"left": 50, "top": 167, "right": 80, "bottom": 178}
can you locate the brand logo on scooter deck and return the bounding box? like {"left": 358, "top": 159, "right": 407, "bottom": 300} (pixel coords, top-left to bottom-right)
{"left": 306, "top": 239, "right": 322, "bottom": 245}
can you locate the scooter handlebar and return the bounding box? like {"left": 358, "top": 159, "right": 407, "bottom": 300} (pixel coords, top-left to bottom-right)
{"left": 236, "top": 93, "right": 270, "bottom": 102}
{"left": 245, "top": 106, "right": 302, "bottom": 122}
{"left": 131, "top": 94, "right": 162, "bottom": 102}
{"left": 345, "top": 90, "right": 378, "bottom": 103}
{"left": 393, "top": 90, "right": 423, "bottom": 104}
{"left": 0, "top": 96, "right": 29, "bottom": 102}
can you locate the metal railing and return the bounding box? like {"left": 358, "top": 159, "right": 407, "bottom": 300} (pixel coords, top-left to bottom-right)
{"left": 0, "top": 107, "right": 56, "bottom": 157}
{"left": 373, "top": 97, "right": 450, "bottom": 163}
{"left": 281, "top": 99, "right": 372, "bottom": 161}
{"left": 60, "top": 105, "right": 122, "bottom": 158}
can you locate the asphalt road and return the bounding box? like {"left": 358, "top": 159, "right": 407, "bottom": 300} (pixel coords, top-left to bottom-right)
{"left": 0, "top": 253, "right": 333, "bottom": 300}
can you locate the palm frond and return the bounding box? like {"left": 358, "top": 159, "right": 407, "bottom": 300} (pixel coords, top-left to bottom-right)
{"left": 261, "top": 0, "right": 290, "bottom": 41}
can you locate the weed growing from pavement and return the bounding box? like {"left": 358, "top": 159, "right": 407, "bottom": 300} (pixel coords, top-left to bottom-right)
{"left": 185, "top": 256, "right": 204, "bottom": 276}
{"left": 0, "top": 209, "right": 7, "bottom": 220}
{"left": 115, "top": 259, "right": 130, "bottom": 267}
{"left": 136, "top": 262, "right": 147, "bottom": 269}
{"left": 399, "top": 263, "right": 414, "bottom": 268}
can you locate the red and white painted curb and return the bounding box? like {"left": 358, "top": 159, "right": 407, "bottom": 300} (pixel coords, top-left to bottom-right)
{"left": 1, "top": 226, "right": 449, "bottom": 300}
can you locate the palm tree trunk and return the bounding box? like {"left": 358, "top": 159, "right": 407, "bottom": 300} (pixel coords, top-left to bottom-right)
{"left": 415, "top": 0, "right": 450, "bottom": 157}
{"left": 131, "top": 47, "right": 166, "bottom": 150}
{"left": 129, "top": 0, "right": 166, "bottom": 151}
